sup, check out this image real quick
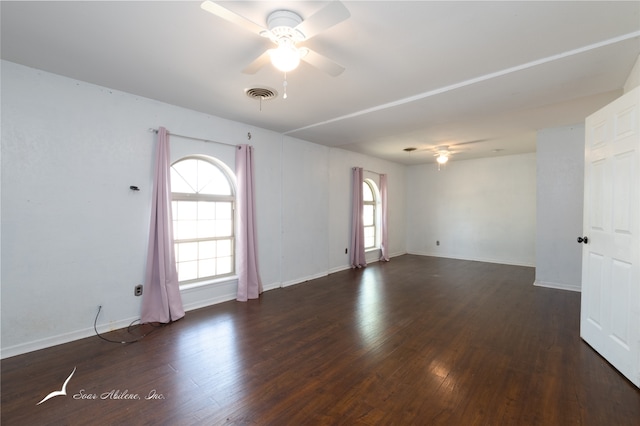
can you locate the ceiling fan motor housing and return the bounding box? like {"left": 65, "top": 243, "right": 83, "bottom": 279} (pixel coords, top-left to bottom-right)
{"left": 265, "top": 10, "right": 305, "bottom": 41}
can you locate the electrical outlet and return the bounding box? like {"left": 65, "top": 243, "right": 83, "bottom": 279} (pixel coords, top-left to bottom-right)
{"left": 134, "top": 284, "right": 143, "bottom": 296}
{"left": 436, "top": 240, "right": 440, "bottom": 246}
{"left": 345, "top": 248, "right": 348, "bottom": 254}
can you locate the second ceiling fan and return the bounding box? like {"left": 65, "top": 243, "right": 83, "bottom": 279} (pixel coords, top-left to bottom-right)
{"left": 200, "top": 1, "right": 350, "bottom": 76}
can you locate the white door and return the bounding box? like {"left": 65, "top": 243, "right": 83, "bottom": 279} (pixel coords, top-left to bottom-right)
{"left": 581, "top": 86, "right": 640, "bottom": 388}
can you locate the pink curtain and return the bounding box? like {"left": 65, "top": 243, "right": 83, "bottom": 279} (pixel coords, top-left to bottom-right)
{"left": 236, "top": 144, "right": 262, "bottom": 301}
{"left": 350, "top": 167, "right": 367, "bottom": 268}
{"left": 141, "top": 127, "right": 185, "bottom": 323}
{"left": 379, "top": 174, "right": 390, "bottom": 262}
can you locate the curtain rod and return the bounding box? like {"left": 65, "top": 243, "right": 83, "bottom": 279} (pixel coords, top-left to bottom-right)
{"left": 353, "top": 167, "right": 384, "bottom": 176}
{"left": 148, "top": 128, "right": 237, "bottom": 147}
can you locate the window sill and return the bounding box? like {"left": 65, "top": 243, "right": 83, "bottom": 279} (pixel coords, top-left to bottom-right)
{"left": 180, "top": 275, "right": 238, "bottom": 292}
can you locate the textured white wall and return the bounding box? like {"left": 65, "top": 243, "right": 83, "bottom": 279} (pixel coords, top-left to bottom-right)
{"left": 327, "top": 149, "right": 407, "bottom": 273}
{"left": 279, "top": 138, "right": 408, "bottom": 286}
{"left": 1, "top": 61, "right": 281, "bottom": 357}
{"left": 280, "top": 137, "right": 331, "bottom": 286}
{"left": 534, "top": 125, "right": 584, "bottom": 291}
{"left": 406, "top": 153, "right": 537, "bottom": 267}
{"left": 1, "top": 61, "right": 407, "bottom": 357}
{"left": 624, "top": 54, "right": 640, "bottom": 93}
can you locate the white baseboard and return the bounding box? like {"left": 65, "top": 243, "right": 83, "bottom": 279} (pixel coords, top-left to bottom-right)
{"left": 407, "top": 250, "right": 535, "bottom": 268}
{"left": 328, "top": 264, "right": 352, "bottom": 274}
{"left": 182, "top": 294, "right": 236, "bottom": 312}
{"left": 534, "top": 280, "right": 581, "bottom": 292}
{"left": 282, "top": 271, "right": 329, "bottom": 288}
{"left": 329, "top": 251, "right": 407, "bottom": 274}
{"left": 262, "top": 281, "right": 282, "bottom": 292}
{"left": 1, "top": 315, "right": 140, "bottom": 360}
{"left": 182, "top": 280, "right": 284, "bottom": 309}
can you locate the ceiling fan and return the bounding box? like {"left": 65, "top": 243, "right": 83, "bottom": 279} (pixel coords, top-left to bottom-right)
{"left": 405, "top": 139, "right": 489, "bottom": 168}
{"left": 433, "top": 139, "right": 491, "bottom": 168}
{"left": 200, "top": 1, "right": 350, "bottom": 76}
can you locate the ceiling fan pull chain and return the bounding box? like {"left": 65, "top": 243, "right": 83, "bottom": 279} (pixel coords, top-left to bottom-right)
{"left": 283, "top": 73, "right": 288, "bottom": 99}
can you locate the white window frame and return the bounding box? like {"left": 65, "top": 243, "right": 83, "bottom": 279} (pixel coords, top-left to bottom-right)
{"left": 363, "top": 179, "right": 380, "bottom": 251}
{"left": 171, "top": 155, "right": 236, "bottom": 285}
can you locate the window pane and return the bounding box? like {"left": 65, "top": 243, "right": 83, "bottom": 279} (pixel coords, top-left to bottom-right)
{"left": 364, "top": 226, "right": 375, "bottom": 238}
{"left": 215, "top": 220, "right": 233, "bottom": 237}
{"left": 173, "top": 220, "right": 179, "bottom": 240}
{"left": 200, "top": 166, "right": 232, "bottom": 195}
{"left": 217, "top": 239, "right": 232, "bottom": 257}
{"left": 363, "top": 205, "right": 374, "bottom": 226}
{"left": 217, "top": 256, "right": 233, "bottom": 275}
{"left": 198, "top": 258, "right": 216, "bottom": 278}
{"left": 177, "top": 260, "right": 198, "bottom": 282}
{"left": 198, "top": 201, "right": 216, "bottom": 219}
{"left": 364, "top": 226, "right": 375, "bottom": 249}
{"left": 171, "top": 170, "right": 195, "bottom": 194}
{"left": 171, "top": 159, "right": 199, "bottom": 194}
{"left": 175, "top": 201, "right": 197, "bottom": 220}
{"left": 175, "top": 220, "right": 197, "bottom": 240}
{"left": 363, "top": 182, "right": 374, "bottom": 201}
{"left": 199, "top": 240, "right": 216, "bottom": 259}
{"left": 198, "top": 220, "right": 216, "bottom": 238}
{"left": 176, "top": 242, "right": 198, "bottom": 262}
{"left": 172, "top": 158, "right": 232, "bottom": 196}
{"left": 216, "top": 202, "right": 232, "bottom": 219}
{"left": 196, "top": 161, "right": 216, "bottom": 194}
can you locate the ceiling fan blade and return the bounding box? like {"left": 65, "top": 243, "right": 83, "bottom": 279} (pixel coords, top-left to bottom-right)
{"left": 242, "top": 50, "right": 272, "bottom": 74}
{"left": 451, "top": 139, "right": 488, "bottom": 147}
{"left": 301, "top": 49, "right": 345, "bottom": 76}
{"left": 295, "top": 1, "right": 350, "bottom": 40}
{"left": 201, "top": 1, "right": 266, "bottom": 36}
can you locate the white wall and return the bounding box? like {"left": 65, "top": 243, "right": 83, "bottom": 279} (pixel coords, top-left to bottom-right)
{"left": 534, "top": 125, "right": 584, "bottom": 291}
{"left": 281, "top": 137, "right": 330, "bottom": 285}
{"left": 0, "top": 61, "right": 407, "bottom": 357}
{"left": 406, "top": 153, "right": 537, "bottom": 267}
{"left": 624, "top": 54, "right": 640, "bottom": 93}
{"left": 327, "top": 149, "right": 407, "bottom": 272}
{"left": 0, "top": 61, "right": 279, "bottom": 356}
{"left": 279, "top": 136, "right": 407, "bottom": 286}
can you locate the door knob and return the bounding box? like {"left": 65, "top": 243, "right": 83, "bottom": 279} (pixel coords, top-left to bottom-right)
{"left": 577, "top": 236, "right": 589, "bottom": 244}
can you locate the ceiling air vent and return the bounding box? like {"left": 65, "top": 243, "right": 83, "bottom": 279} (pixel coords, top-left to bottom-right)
{"left": 245, "top": 87, "right": 278, "bottom": 111}
{"left": 245, "top": 87, "right": 278, "bottom": 101}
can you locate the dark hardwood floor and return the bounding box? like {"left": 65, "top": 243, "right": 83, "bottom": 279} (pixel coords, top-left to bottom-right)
{"left": 2, "top": 255, "right": 639, "bottom": 425}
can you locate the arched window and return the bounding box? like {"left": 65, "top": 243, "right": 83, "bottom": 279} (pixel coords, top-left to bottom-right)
{"left": 363, "top": 179, "right": 379, "bottom": 250}
{"left": 170, "top": 156, "right": 235, "bottom": 284}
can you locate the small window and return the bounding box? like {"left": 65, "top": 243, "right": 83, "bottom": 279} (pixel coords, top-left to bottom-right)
{"left": 363, "top": 180, "right": 378, "bottom": 250}
{"left": 171, "top": 156, "right": 235, "bottom": 284}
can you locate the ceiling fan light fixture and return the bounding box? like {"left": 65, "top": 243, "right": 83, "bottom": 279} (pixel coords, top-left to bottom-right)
{"left": 270, "top": 39, "right": 300, "bottom": 72}
{"left": 436, "top": 153, "right": 449, "bottom": 164}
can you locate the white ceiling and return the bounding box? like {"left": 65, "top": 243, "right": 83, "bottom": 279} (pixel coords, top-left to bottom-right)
{"left": 2, "top": 1, "right": 639, "bottom": 165}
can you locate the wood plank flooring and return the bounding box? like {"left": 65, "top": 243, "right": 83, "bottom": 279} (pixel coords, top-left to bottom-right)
{"left": 2, "top": 255, "right": 639, "bottom": 425}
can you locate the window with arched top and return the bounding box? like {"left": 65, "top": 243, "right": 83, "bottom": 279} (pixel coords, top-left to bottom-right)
{"left": 170, "top": 156, "right": 235, "bottom": 284}
{"left": 363, "top": 179, "right": 379, "bottom": 250}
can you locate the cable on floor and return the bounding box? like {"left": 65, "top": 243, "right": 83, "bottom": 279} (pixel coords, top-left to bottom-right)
{"left": 93, "top": 305, "right": 164, "bottom": 344}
